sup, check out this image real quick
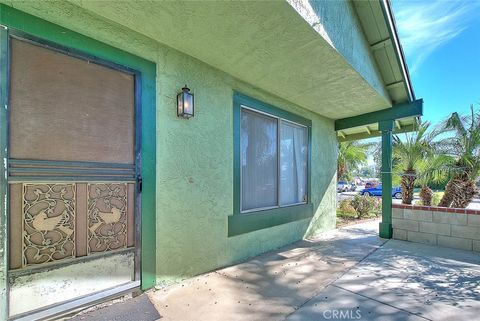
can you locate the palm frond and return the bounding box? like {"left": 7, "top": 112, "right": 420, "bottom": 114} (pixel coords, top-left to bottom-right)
{"left": 393, "top": 121, "right": 437, "bottom": 172}
{"left": 440, "top": 104, "right": 480, "bottom": 179}
{"left": 416, "top": 154, "right": 456, "bottom": 186}
{"left": 337, "top": 141, "right": 372, "bottom": 179}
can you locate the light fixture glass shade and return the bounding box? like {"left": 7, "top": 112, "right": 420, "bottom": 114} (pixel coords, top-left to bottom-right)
{"left": 177, "top": 86, "right": 194, "bottom": 119}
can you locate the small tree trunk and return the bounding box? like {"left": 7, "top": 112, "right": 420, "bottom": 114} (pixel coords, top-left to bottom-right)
{"left": 337, "top": 163, "right": 346, "bottom": 180}
{"left": 419, "top": 185, "right": 433, "bottom": 206}
{"left": 451, "top": 179, "right": 477, "bottom": 208}
{"left": 401, "top": 170, "right": 416, "bottom": 205}
{"left": 438, "top": 178, "right": 462, "bottom": 207}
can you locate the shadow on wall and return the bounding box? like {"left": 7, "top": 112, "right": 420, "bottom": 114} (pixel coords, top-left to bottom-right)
{"left": 304, "top": 172, "right": 337, "bottom": 238}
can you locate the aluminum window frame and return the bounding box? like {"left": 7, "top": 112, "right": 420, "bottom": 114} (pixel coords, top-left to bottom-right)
{"left": 239, "top": 105, "right": 309, "bottom": 214}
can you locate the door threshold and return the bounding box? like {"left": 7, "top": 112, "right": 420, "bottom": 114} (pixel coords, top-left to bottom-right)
{"left": 10, "top": 281, "right": 141, "bottom": 321}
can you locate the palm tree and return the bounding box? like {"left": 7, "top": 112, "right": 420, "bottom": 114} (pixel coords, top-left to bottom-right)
{"left": 337, "top": 141, "right": 371, "bottom": 181}
{"left": 416, "top": 155, "right": 455, "bottom": 206}
{"left": 393, "top": 121, "right": 437, "bottom": 205}
{"left": 438, "top": 105, "right": 480, "bottom": 208}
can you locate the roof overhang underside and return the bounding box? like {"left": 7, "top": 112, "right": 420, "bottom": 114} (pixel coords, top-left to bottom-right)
{"left": 336, "top": 0, "right": 419, "bottom": 141}
{"left": 335, "top": 98, "right": 423, "bottom": 141}
{"left": 353, "top": 0, "right": 414, "bottom": 105}
{"left": 337, "top": 117, "right": 417, "bottom": 142}
{"left": 13, "top": 0, "right": 420, "bottom": 139}
{"left": 59, "top": 0, "right": 393, "bottom": 120}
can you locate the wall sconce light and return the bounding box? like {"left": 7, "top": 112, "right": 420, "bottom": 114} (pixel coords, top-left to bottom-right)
{"left": 177, "top": 85, "right": 194, "bottom": 119}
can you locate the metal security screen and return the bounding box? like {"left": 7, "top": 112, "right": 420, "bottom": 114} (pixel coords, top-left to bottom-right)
{"left": 8, "top": 38, "right": 137, "bottom": 270}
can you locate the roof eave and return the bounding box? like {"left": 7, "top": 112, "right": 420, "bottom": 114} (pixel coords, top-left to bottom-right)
{"left": 380, "top": 0, "right": 415, "bottom": 103}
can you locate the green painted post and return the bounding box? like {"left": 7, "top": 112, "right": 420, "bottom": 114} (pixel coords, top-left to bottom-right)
{"left": 0, "top": 21, "right": 9, "bottom": 320}
{"left": 379, "top": 120, "right": 393, "bottom": 239}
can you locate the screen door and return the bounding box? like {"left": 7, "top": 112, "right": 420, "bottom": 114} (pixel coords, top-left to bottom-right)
{"left": 7, "top": 37, "right": 140, "bottom": 317}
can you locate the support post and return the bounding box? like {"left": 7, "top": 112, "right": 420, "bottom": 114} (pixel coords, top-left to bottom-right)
{"left": 0, "top": 24, "right": 8, "bottom": 320}
{"left": 379, "top": 120, "right": 393, "bottom": 238}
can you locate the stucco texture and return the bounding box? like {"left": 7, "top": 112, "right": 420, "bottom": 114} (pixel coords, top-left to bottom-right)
{"left": 61, "top": 0, "right": 389, "bottom": 119}
{"left": 287, "top": 0, "right": 389, "bottom": 101}
{"left": 2, "top": 1, "right": 338, "bottom": 286}
{"left": 154, "top": 45, "right": 338, "bottom": 285}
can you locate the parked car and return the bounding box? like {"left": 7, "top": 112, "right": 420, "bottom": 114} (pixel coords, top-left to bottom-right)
{"left": 337, "top": 181, "right": 351, "bottom": 192}
{"left": 360, "top": 185, "right": 402, "bottom": 199}
{"left": 349, "top": 183, "right": 357, "bottom": 192}
{"left": 365, "top": 181, "right": 379, "bottom": 189}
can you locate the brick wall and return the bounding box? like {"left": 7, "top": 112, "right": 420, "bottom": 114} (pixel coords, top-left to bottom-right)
{"left": 392, "top": 204, "right": 480, "bottom": 252}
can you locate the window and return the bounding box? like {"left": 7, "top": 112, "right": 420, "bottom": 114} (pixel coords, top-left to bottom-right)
{"left": 240, "top": 107, "right": 308, "bottom": 212}
{"left": 230, "top": 93, "right": 312, "bottom": 236}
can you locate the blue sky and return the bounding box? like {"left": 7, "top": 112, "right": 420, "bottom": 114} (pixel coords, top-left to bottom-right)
{"left": 366, "top": 1, "right": 479, "bottom": 166}
{"left": 391, "top": 0, "right": 480, "bottom": 125}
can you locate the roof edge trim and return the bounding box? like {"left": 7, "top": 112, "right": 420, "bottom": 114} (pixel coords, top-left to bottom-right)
{"left": 380, "top": 0, "right": 415, "bottom": 102}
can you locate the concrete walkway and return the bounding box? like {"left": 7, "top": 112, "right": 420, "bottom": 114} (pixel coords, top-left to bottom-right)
{"left": 74, "top": 220, "right": 480, "bottom": 321}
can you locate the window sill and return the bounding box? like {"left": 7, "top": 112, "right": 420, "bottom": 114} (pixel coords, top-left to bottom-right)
{"left": 228, "top": 203, "right": 314, "bottom": 237}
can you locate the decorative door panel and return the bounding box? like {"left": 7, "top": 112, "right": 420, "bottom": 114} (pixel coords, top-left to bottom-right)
{"left": 7, "top": 36, "right": 140, "bottom": 316}
{"left": 8, "top": 182, "right": 136, "bottom": 269}
{"left": 22, "top": 183, "right": 76, "bottom": 267}
{"left": 87, "top": 183, "right": 128, "bottom": 254}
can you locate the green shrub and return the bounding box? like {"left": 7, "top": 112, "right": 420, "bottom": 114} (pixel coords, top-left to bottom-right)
{"left": 351, "top": 195, "right": 377, "bottom": 218}
{"left": 431, "top": 193, "right": 441, "bottom": 206}
{"left": 338, "top": 199, "right": 357, "bottom": 217}
{"left": 371, "top": 197, "right": 382, "bottom": 216}
{"left": 336, "top": 209, "right": 358, "bottom": 219}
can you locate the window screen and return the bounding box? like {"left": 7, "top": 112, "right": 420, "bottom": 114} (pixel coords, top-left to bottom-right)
{"left": 240, "top": 107, "right": 308, "bottom": 212}
{"left": 280, "top": 121, "right": 308, "bottom": 206}
{"left": 241, "top": 109, "right": 278, "bottom": 211}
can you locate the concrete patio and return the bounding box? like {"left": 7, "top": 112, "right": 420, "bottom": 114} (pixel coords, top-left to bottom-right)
{"left": 74, "top": 220, "right": 480, "bottom": 321}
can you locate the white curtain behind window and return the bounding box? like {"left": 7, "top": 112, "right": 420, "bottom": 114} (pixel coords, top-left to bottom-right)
{"left": 241, "top": 109, "right": 278, "bottom": 211}
{"left": 280, "top": 121, "right": 308, "bottom": 205}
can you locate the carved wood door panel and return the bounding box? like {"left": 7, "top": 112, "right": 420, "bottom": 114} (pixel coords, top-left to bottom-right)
{"left": 7, "top": 37, "right": 139, "bottom": 316}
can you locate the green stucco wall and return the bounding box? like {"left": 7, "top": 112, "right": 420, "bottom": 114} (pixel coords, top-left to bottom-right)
{"left": 287, "top": 0, "right": 389, "bottom": 103}
{"left": 1, "top": 1, "right": 337, "bottom": 287}
{"left": 154, "top": 33, "right": 337, "bottom": 284}
{"left": 155, "top": 54, "right": 337, "bottom": 283}
{"left": 55, "top": 0, "right": 389, "bottom": 119}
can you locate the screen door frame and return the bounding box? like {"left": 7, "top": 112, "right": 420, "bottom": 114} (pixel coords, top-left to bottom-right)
{"left": 0, "top": 8, "right": 157, "bottom": 318}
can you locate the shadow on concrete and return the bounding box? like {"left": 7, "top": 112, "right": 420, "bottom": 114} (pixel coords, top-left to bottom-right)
{"left": 76, "top": 221, "right": 479, "bottom": 321}
{"left": 147, "top": 221, "right": 387, "bottom": 321}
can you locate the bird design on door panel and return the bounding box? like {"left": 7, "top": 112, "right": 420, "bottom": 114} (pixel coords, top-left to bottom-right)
{"left": 22, "top": 184, "right": 76, "bottom": 267}
{"left": 32, "top": 209, "right": 74, "bottom": 237}
{"left": 87, "top": 183, "right": 127, "bottom": 254}
{"left": 89, "top": 207, "right": 122, "bottom": 232}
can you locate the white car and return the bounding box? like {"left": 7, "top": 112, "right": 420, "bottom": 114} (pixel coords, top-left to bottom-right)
{"left": 337, "top": 181, "right": 351, "bottom": 192}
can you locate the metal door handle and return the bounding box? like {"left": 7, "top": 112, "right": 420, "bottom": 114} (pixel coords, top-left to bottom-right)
{"left": 136, "top": 174, "right": 142, "bottom": 192}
